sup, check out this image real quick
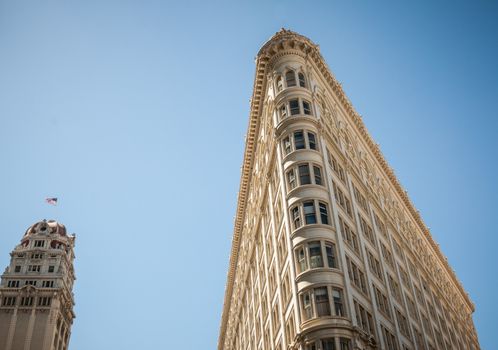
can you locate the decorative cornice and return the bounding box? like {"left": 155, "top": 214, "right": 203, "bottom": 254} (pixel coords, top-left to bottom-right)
{"left": 218, "top": 28, "right": 474, "bottom": 350}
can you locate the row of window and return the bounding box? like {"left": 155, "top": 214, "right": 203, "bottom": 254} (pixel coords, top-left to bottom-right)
{"left": 300, "top": 285, "right": 345, "bottom": 321}
{"left": 6, "top": 280, "right": 55, "bottom": 288}
{"left": 23, "top": 265, "right": 56, "bottom": 273}
{"left": 1, "top": 296, "right": 52, "bottom": 307}
{"left": 295, "top": 240, "right": 337, "bottom": 274}
{"left": 291, "top": 200, "right": 330, "bottom": 230}
{"left": 306, "top": 337, "right": 352, "bottom": 350}
{"left": 276, "top": 70, "right": 307, "bottom": 92}
{"left": 279, "top": 98, "right": 313, "bottom": 119}
{"left": 286, "top": 163, "right": 323, "bottom": 190}
{"left": 282, "top": 130, "right": 318, "bottom": 155}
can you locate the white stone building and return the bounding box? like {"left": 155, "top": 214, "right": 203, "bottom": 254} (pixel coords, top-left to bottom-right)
{"left": 218, "top": 29, "right": 480, "bottom": 350}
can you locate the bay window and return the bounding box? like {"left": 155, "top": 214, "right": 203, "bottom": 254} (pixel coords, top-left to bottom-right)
{"left": 278, "top": 98, "right": 314, "bottom": 120}
{"left": 290, "top": 200, "right": 330, "bottom": 230}
{"left": 300, "top": 286, "right": 346, "bottom": 321}
{"left": 281, "top": 130, "right": 319, "bottom": 156}
{"left": 294, "top": 240, "right": 337, "bottom": 273}
{"left": 285, "top": 163, "right": 324, "bottom": 191}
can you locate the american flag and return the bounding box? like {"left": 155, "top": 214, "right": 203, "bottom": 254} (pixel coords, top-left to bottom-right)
{"left": 45, "top": 198, "right": 58, "bottom": 206}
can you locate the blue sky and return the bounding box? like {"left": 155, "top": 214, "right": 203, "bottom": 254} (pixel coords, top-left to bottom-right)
{"left": 0, "top": 1, "right": 496, "bottom": 349}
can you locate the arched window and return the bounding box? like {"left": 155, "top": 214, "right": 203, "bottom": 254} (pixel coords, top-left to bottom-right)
{"left": 285, "top": 70, "right": 296, "bottom": 87}
{"left": 298, "top": 72, "right": 306, "bottom": 87}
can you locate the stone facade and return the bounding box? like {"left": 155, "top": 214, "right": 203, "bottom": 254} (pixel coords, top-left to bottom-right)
{"left": 0, "top": 220, "right": 76, "bottom": 350}
{"left": 218, "top": 30, "right": 480, "bottom": 350}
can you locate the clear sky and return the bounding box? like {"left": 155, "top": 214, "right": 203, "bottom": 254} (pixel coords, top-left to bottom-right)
{"left": 0, "top": 1, "right": 496, "bottom": 349}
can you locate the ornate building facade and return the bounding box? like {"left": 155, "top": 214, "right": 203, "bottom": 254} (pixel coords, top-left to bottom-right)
{"left": 218, "top": 30, "right": 479, "bottom": 350}
{"left": 0, "top": 220, "right": 76, "bottom": 350}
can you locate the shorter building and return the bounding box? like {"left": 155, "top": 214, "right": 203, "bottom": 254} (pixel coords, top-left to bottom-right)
{"left": 0, "top": 220, "right": 76, "bottom": 350}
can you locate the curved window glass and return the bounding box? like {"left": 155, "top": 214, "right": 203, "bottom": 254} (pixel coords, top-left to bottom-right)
{"left": 300, "top": 286, "right": 346, "bottom": 321}
{"left": 281, "top": 130, "right": 319, "bottom": 156}
{"left": 286, "top": 70, "right": 297, "bottom": 87}
{"left": 295, "top": 240, "right": 337, "bottom": 274}
{"left": 290, "top": 200, "right": 330, "bottom": 230}
{"left": 278, "top": 99, "right": 313, "bottom": 120}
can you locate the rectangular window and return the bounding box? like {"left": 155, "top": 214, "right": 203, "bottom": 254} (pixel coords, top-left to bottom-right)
{"left": 48, "top": 266, "right": 55, "bottom": 273}
{"left": 26, "top": 280, "right": 37, "bottom": 286}
{"left": 339, "top": 216, "right": 359, "bottom": 254}
{"left": 294, "top": 131, "right": 305, "bottom": 149}
{"left": 315, "top": 287, "right": 331, "bottom": 317}
{"left": 291, "top": 206, "right": 301, "bottom": 229}
{"left": 395, "top": 308, "right": 411, "bottom": 338}
{"left": 381, "top": 242, "right": 394, "bottom": 268}
{"left": 286, "top": 71, "right": 297, "bottom": 87}
{"left": 399, "top": 266, "right": 410, "bottom": 287}
{"left": 31, "top": 253, "right": 43, "bottom": 259}
{"left": 301, "top": 290, "right": 312, "bottom": 320}
{"left": 373, "top": 212, "right": 387, "bottom": 237}
{"left": 388, "top": 274, "right": 402, "bottom": 302}
{"left": 346, "top": 256, "right": 368, "bottom": 294}
{"left": 353, "top": 185, "right": 368, "bottom": 213}
{"left": 313, "top": 166, "right": 322, "bottom": 186}
{"left": 332, "top": 181, "right": 352, "bottom": 217}
{"left": 302, "top": 100, "right": 311, "bottom": 115}
{"left": 406, "top": 295, "right": 417, "bottom": 320}
{"left": 374, "top": 285, "right": 391, "bottom": 318}
{"left": 381, "top": 325, "right": 399, "bottom": 350}
{"left": 20, "top": 297, "right": 34, "bottom": 307}
{"left": 359, "top": 216, "right": 375, "bottom": 245}
{"left": 28, "top": 265, "right": 41, "bottom": 272}
{"left": 14, "top": 265, "right": 21, "bottom": 273}
{"left": 2, "top": 297, "right": 16, "bottom": 306}
{"left": 367, "top": 250, "right": 383, "bottom": 280}
{"left": 303, "top": 201, "right": 317, "bottom": 224}
{"left": 332, "top": 288, "right": 345, "bottom": 316}
{"left": 319, "top": 202, "right": 329, "bottom": 225}
{"left": 38, "top": 297, "right": 52, "bottom": 307}
{"left": 289, "top": 99, "right": 300, "bottom": 115}
{"left": 339, "top": 339, "right": 351, "bottom": 350}
{"left": 325, "top": 243, "right": 336, "bottom": 268}
{"left": 34, "top": 240, "right": 45, "bottom": 247}
{"left": 287, "top": 169, "right": 296, "bottom": 190}
{"left": 309, "top": 241, "right": 324, "bottom": 268}
{"left": 298, "top": 164, "right": 311, "bottom": 185}
{"left": 321, "top": 339, "right": 336, "bottom": 350}
{"left": 354, "top": 299, "right": 376, "bottom": 338}
{"left": 42, "top": 280, "right": 55, "bottom": 288}
{"left": 283, "top": 136, "right": 292, "bottom": 155}
{"left": 327, "top": 149, "right": 346, "bottom": 183}
{"left": 280, "top": 104, "right": 287, "bottom": 119}
{"left": 7, "top": 280, "right": 20, "bottom": 288}
{"left": 307, "top": 132, "right": 317, "bottom": 150}
{"left": 296, "top": 246, "right": 307, "bottom": 273}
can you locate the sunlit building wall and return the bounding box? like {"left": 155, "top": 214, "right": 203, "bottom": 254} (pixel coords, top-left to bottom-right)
{"left": 218, "top": 30, "right": 479, "bottom": 350}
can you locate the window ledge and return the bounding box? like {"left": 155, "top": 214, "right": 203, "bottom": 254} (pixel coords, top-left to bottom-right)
{"left": 276, "top": 115, "right": 318, "bottom": 136}
{"left": 286, "top": 184, "right": 327, "bottom": 200}
{"left": 290, "top": 223, "right": 335, "bottom": 238}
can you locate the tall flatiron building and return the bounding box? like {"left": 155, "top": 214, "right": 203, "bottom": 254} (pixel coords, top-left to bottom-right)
{"left": 218, "top": 30, "right": 479, "bottom": 350}
{"left": 0, "top": 220, "right": 76, "bottom": 350}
